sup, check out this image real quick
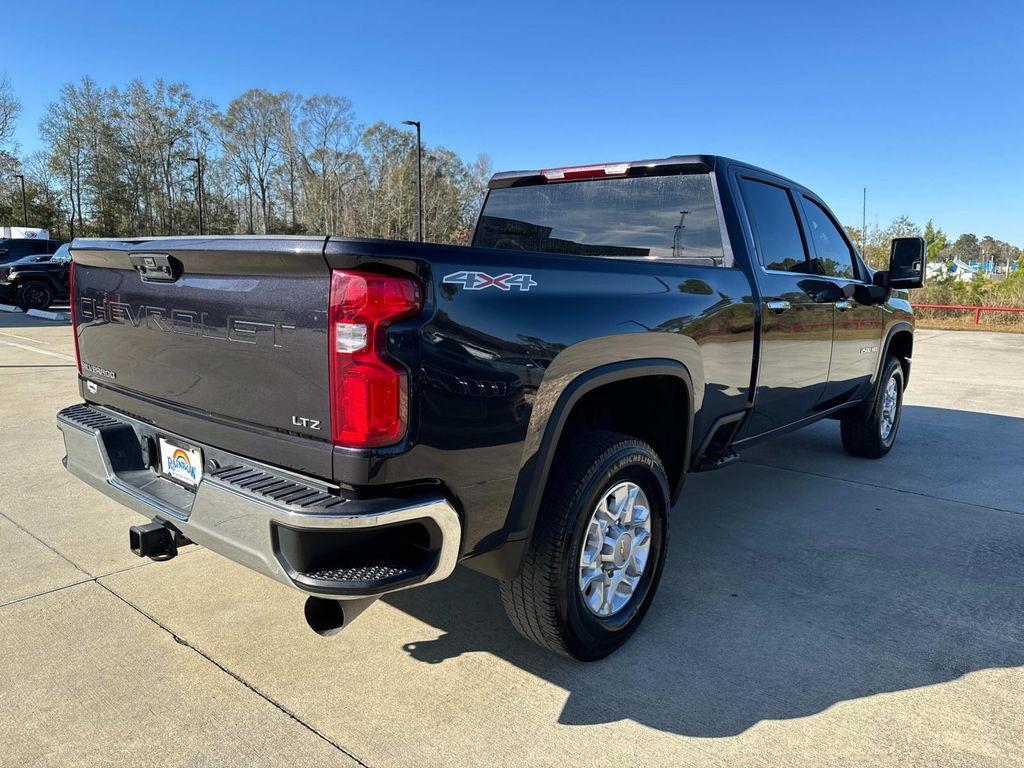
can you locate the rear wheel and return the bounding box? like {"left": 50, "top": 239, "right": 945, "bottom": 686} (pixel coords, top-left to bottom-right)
{"left": 16, "top": 281, "right": 54, "bottom": 311}
{"left": 500, "top": 430, "right": 669, "bottom": 660}
{"left": 840, "top": 356, "right": 905, "bottom": 458}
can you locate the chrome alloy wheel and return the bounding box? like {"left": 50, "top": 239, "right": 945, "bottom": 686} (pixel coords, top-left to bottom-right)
{"left": 578, "top": 481, "right": 653, "bottom": 617}
{"left": 880, "top": 374, "right": 899, "bottom": 441}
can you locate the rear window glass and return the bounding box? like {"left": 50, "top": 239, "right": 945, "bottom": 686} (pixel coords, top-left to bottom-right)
{"left": 473, "top": 174, "right": 725, "bottom": 265}
{"left": 739, "top": 178, "right": 808, "bottom": 272}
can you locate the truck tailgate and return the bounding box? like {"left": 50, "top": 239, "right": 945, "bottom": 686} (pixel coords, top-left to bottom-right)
{"left": 71, "top": 237, "right": 331, "bottom": 448}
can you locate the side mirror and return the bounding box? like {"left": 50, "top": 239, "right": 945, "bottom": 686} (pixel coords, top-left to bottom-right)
{"left": 882, "top": 237, "right": 926, "bottom": 289}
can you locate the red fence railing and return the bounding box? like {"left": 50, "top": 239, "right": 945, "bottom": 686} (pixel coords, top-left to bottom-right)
{"left": 912, "top": 303, "right": 1024, "bottom": 324}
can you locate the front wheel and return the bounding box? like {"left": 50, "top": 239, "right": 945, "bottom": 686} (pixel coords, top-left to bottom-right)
{"left": 840, "top": 356, "right": 905, "bottom": 458}
{"left": 16, "top": 281, "right": 54, "bottom": 311}
{"left": 500, "top": 430, "right": 670, "bottom": 660}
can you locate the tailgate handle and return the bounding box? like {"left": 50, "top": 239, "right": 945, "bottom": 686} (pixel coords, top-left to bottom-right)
{"left": 130, "top": 253, "right": 181, "bottom": 282}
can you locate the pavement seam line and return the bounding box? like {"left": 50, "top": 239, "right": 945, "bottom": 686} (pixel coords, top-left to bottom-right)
{"left": 0, "top": 509, "right": 92, "bottom": 577}
{"left": 739, "top": 458, "right": 1023, "bottom": 517}
{"left": 0, "top": 578, "right": 95, "bottom": 609}
{"left": 95, "top": 580, "right": 373, "bottom": 768}
{"left": 0, "top": 544, "right": 203, "bottom": 610}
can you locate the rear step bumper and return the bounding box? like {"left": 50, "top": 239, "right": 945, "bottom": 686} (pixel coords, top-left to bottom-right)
{"left": 56, "top": 403, "right": 461, "bottom": 599}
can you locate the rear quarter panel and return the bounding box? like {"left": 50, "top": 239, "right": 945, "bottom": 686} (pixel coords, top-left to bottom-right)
{"left": 327, "top": 239, "right": 755, "bottom": 558}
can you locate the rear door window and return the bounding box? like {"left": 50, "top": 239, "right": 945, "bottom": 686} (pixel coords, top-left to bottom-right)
{"left": 473, "top": 173, "right": 726, "bottom": 265}
{"left": 738, "top": 178, "right": 809, "bottom": 273}
{"left": 801, "top": 197, "right": 857, "bottom": 279}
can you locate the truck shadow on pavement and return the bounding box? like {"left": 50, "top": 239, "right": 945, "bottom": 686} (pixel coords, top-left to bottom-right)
{"left": 385, "top": 406, "right": 1024, "bottom": 737}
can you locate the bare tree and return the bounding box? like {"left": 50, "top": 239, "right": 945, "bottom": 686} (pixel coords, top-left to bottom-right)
{"left": 40, "top": 80, "right": 94, "bottom": 238}
{"left": 23, "top": 77, "right": 490, "bottom": 245}
{"left": 299, "top": 94, "right": 361, "bottom": 233}
{"left": 0, "top": 73, "right": 20, "bottom": 154}
{"left": 216, "top": 89, "right": 284, "bottom": 234}
{"left": 274, "top": 91, "right": 304, "bottom": 232}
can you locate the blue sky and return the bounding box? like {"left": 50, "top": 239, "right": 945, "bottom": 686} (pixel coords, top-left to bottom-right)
{"left": 6, "top": 0, "right": 1023, "bottom": 242}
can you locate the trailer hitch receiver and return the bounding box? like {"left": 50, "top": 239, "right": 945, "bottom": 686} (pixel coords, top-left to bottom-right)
{"left": 129, "top": 521, "right": 189, "bottom": 560}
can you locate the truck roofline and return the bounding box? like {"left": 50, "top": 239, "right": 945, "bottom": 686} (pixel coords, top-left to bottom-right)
{"left": 487, "top": 154, "right": 802, "bottom": 190}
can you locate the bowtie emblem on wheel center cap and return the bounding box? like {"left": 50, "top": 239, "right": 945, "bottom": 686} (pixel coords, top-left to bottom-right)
{"left": 612, "top": 533, "right": 633, "bottom": 568}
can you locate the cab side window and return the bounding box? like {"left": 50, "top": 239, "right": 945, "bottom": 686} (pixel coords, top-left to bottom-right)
{"left": 802, "top": 197, "right": 856, "bottom": 280}
{"left": 739, "top": 177, "right": 809, "bottom": 273}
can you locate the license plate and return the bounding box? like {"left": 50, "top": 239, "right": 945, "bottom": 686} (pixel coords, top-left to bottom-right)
{"left": 158, "top": 438, "right": 203, "bottom": 489}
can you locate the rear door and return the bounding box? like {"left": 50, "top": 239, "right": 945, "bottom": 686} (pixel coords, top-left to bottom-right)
{"left": 798, "top": 194, "right": 884, "bottom": 401}
{"left": 737, "top": 174, "right": 834, "bottom": 436}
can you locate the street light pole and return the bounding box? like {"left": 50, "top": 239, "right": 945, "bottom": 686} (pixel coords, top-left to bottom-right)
{"left": 862, "top": 187, "right": 867, "bottom": 254}
{"left": 186, "top": 157, "right": 204, "bottom": 235}
{"left": 13, "top": 174, "right": 28, "bottom": 227}
{"left": 402, "top": 120, "right": 423, "bottom": 242}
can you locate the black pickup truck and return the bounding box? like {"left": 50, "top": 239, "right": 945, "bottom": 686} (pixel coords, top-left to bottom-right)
{"left": 0, "top": 243, "right": 72, "bottom": 310}
{"left": 57, "top": 155, "right": 924, "bottom": 660}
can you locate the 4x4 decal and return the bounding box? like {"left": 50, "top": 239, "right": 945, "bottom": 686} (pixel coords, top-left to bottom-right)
{"left": 442, "top": 271, "right": 537, "bottom": 292}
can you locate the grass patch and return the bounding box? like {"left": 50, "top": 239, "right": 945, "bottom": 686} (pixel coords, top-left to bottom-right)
{"left": 912, "top": 269, "right": 1024, "bottom": 332}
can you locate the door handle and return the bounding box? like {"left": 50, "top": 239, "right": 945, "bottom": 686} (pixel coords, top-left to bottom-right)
{"left": 766, "top": 300, "right": 791, "bottom": 313}
{"left": 835, "top": 300, "right": 852, "bottom": 311}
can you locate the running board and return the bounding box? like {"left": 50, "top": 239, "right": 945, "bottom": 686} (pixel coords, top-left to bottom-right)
{"left": 694, "top": 450, "right": 740, "bottom": 472}
{"left": 692, "top": 412, "right": 745, "bottom": 472}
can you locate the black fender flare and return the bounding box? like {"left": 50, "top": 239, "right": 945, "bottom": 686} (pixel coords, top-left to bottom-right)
{"left": 471, "top": 358, "right": 695, "bottom": 580}
{"left": 877, "top": 321, "right": 914, "bottom": 386}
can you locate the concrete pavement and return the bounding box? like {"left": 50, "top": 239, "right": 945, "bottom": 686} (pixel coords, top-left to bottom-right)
{"left": 2, "top": 314, "right": 1022, "bottom": 767}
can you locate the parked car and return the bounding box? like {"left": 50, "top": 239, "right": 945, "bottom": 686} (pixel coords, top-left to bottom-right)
{"left": 0, "top": 237, "right": 64, "bottom": 265}
{"left": 0, "top": 243, "right": 72, "bottom": 309}
{"left": 56, "top": 154, "right": 925, "bottom": 660}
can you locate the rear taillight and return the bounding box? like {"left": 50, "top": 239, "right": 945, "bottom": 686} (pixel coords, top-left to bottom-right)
{"left": 328, "top": 270, "right": 422, "bottom": 448}
{"left": 69, "top": 261, "right": 82, "bottom": 373}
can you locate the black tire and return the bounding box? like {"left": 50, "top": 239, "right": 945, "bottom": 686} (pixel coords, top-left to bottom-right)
{"left": 15, "top": 281, "right": 54, "bottom": 311}
{"left": 840, "top": 356, "right": 905, "bottom": 458}
{"left": 500, "top": 430, "right": 670, "bottom": 661}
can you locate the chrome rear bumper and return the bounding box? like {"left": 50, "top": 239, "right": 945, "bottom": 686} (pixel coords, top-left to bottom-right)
{"left": 57, "top": 404, "right": 461, "bottom": 599}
